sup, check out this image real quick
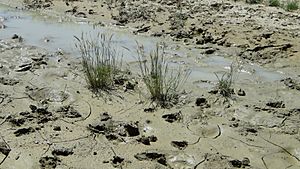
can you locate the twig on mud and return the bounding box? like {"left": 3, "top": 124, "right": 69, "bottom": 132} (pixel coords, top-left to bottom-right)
{"left": 36, "top": 130, "right": 52, "bottom": 156}
{"left": 52, "top": 134, "right": 91, "bottom": 144}
{"left": 285, "top": 165, "right": 293, "bottom": 169}
{"left": 194, "top": 153, "right": 208, "bottom": 169}
{"left": 228, "top": 136, "right": 265, "bottom": 148}
{"left": 261, "top": 155, "right": 269, "bottom": 169}
{"left": 0, "top": 136, "right": 11, "bottom": 166}
{"left": 261, "top": 137, "right": 300, "bottom": 162}
{"left": 74, "top": 100, "right": 92, "bottom": 122}
{"left": 189, "top": 136, "right": 201, "bottom": 145}
{"left": 117, "top": 103, "right": 138, "bottom": 115}
{"left": 213, "top": 125, "right": 221, "bottom": 139}
{"left": 0, "top": 97, "right": 4, "bottom": 105}
{"left": 110, "top": 146, "right": 123, "bottom": 169}
{"left": 0, "top": 114, "right": 11, "bottom": 126}
{"left": 41, "top": 144, "right": 52, "bottom": 157}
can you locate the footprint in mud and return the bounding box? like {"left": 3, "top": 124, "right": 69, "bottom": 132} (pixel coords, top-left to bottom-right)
{"left": 168, "top": 153, "right": 196, "bottom": 168}
{"left": 26, "top": 87, "right": 69, "bottom": 102}
{"left": 188, "top": 124, "right": 221, "bottom": 139}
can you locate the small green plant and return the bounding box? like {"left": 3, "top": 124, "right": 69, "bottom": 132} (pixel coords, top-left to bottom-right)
{"left": 269, "top": 0, "right": 281, "bottom": 7}
{"left": 137, "top": 43, "right": 190, "bottom": 108}
{"left": 214, "top": 59, "right": 242, "bottom": 99}
{"left": 286, "top": 0, "right": 299, "bottom": 10}
{"left": 214, "top": 68, "right": 234, "bottom": 98}
{"left": 74, "top": 33, "right": 121, "bottom": 93}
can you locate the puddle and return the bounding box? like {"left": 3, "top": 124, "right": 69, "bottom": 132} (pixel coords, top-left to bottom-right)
{"left": 0, "top": 4, "right": 157, "bottom": 61}
{"left": 0, "top": 4, "right": 286, "bottom": 86}
{"left": 191, "top": 56, "right": 286, "bottom": 88}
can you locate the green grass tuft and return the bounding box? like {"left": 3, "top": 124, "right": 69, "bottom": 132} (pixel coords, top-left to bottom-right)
{"left": 137, "top": 43, "right": 190, "bottom": 108}
{"left": 74, "top": 33, "right": 121, "bottom": 93}
{"left": 269, "top": 0, "right": 281, "bottom": 7}
{"left": 287, "top": 0, "right": 299, "bottom": 10}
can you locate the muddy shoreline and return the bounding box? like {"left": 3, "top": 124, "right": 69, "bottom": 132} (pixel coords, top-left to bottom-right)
{"left": 1, "top": 0, "right": 300, "bottom": 169}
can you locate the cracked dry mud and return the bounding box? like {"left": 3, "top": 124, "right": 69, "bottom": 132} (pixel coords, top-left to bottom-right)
{"left": 1, "top": 0, "right": 300, "bottom": 169}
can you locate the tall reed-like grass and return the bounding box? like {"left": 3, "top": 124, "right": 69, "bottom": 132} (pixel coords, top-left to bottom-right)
{"left": 74, "top": 33, "right": 121, "bottom": 93}
{"left": 137, "top": 43, "right": 190, "bottom": 108}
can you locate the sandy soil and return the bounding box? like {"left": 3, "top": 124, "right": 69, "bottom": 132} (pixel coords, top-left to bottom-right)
{"left": 1, "top": 0, "right": 300, "bottom": 169}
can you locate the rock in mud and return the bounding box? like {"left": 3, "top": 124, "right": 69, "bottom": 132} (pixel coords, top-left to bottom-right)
{"left": 14, "top": 127, "right": 35, "bottom": 137}
{"left": 52, "top": 147, "right": 74, "bottom": 156}
{"left": 171, "top": 141, "right": 188, "bottom": 150}
{"left": 39, "top": 156, "right": 60, "bottom": 169}
{"left": 134, "top": 150, "right": 167, "bottom": 166}
{"left": 162, "top": 111, "right": 182, "bottom": 123}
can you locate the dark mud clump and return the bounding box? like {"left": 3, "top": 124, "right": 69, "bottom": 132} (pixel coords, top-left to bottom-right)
{"left": 266, "top": 101, "right": 285, "bottom": 108}
{"left": 281, "top": 78, "right": 300, "bottom": 91}
{"left": 171, "top": 140, "right": 188, "bottom": 150}
{"left": 162, "top": 111, "right": 182, "bottom": 123}
{"left": 14, "top": 127, "right": 35, "bottom": 137}
{"left": 134, "top": 150, "right": 167, "bottom": 166}
{"left": 88, "top": 113, "right": 141, "bottom": 140}
{"left": 56, "top": 105, "right": 82, "bottom": 118}
{"left": 39, "top": 156, "right": 61, "bottom": 169}
{"left": 137, "top": 135, "right": 158, "bottom": 145}
{"left": 52, "top": 147, "right": 74, "bottom": 156}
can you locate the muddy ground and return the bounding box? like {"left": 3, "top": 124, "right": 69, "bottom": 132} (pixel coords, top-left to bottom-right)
{"left": 1, "top": 0, "right": 300, "bottom": 169}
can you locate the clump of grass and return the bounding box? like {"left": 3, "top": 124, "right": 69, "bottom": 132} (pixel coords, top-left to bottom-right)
{"left": 269, "top": 0, "right": 281, "bottom": 7}
{"left": 137, "top": 43, "right": 190, "bottom": 108}
{"left": 214, "top": 66, "right": 234, "bottom": 98}
{"left": 214, "top": 59, "right": 242, "bottom": 99}
{"left": 286, "top": 0, "right": 299, "bottom": 10}
{"left": 74, "top": 33, "right": 121, "bottom": 93}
